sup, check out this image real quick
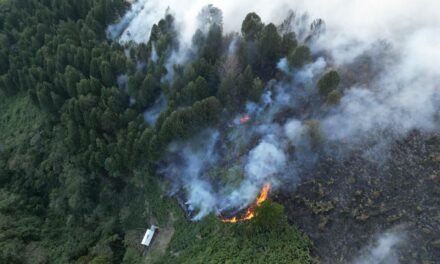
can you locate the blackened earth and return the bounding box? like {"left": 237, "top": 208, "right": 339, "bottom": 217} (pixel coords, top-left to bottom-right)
{"left": 276, "top": 131, "right": 440, "bottom": 264}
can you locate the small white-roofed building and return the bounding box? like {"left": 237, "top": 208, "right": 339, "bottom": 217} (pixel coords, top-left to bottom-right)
{"left": 141, "top": 225, "right": 158, "bottom": 247}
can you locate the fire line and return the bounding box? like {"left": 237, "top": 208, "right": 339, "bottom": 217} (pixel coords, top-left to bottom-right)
{"left": 221, "top": 183, "right": 271, "bottom": 223}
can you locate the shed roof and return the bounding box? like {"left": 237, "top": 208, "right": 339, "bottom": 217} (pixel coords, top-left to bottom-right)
{"left": 141, "top": 225, "right": 158, "bottom": 246}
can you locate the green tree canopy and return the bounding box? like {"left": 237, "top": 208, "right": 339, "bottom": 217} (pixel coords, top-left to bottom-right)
{"left": 241, "top": 12, "right": 264, "bottom": 41}
{"left": 288, "top": 45, "right": 312, "bottom": 68}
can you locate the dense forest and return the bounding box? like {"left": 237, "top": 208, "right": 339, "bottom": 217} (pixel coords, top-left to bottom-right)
{"left": 0, "top": 1, "right": 318, "bottom": 263}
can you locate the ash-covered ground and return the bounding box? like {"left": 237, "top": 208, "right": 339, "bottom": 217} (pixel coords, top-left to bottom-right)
{"left": 276, "top": 131, "right": 440, "bottom": 263}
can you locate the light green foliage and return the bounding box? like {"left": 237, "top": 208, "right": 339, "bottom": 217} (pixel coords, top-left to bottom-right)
{"left": 155, "top": 203, "right": 312, "bottom": 264}
{"left": 253, "top": 201, "right": 285, "bottom": 231}
{"left": 89, "top": 256, "right": 112, "bottom": 264}
{"left": 205, "top": 165, "right": 246, "bottom": 188}
{"left": 122, "top": 248, "right": 144, "bottom": 264}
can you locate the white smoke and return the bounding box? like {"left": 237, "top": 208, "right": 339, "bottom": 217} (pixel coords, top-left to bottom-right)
{"left": 109, "top": 1, "right": 440, "bottom": 48}
{"left": 107, "top": 0, "right": 169, "bottom": 43}
{"left": 143, "top": 94, "right": 166, "bottom": 126}
{"left": 113, "top": 0, "right": 440, "bottom": 221}
{"left": 284, "top": 120, "right": 305, "bottom": 145}
{"left": 163, "top": 130, "right": 220, "bottom": 220}
{"left": 352, "top": 231, "right": 405, "bottom": 264}
{"left": 106, "top": 0, "right": 148, "bottom": 39}
{"left": 246, "top": 139, "right": 286, "bottom": 182}
{"left": 117, "top": 74, "right": 128, "bottom": 91}
{"left": 163, "top": 129, "right": 289, "bottom": 220}
{"left": 151, "top": 43, "right": 159, "bottom": 63}
{"left": 322, "top": 28, "right": 440, "bottom": 148}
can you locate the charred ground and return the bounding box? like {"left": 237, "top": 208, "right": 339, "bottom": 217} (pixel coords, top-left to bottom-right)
{"left": 277, "top": 131, "right": 440, "bottom": 263}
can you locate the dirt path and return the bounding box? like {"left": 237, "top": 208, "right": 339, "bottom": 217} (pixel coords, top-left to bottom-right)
{"left": 151, "top": 227, "right": 175, "bottom": 254}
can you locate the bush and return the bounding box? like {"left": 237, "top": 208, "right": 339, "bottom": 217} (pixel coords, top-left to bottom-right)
{"left": 318, "top": 70, "right": 341, "bottom": 96}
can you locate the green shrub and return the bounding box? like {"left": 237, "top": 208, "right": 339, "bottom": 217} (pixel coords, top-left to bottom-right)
{"left": 318, "top": 70, "right": 341, "bottom": 96}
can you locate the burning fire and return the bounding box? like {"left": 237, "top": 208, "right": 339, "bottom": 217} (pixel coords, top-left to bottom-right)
{"left": 239, "top": 115, "right": 251, "bottom": 124}
{"left": 221, "top": 183, "right": 271, "bottom": 223}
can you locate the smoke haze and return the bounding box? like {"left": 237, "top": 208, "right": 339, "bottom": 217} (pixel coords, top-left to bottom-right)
{"left": 352, "top": 232, "right": 405, "bottom": 264}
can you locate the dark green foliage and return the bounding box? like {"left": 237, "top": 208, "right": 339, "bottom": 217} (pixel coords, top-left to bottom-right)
{"left": 178, "top": 76, "right": 211, "bottom": 106}
{"left": 288, "top": 45, "right": 312, "bottom": 68}
{"left": 0, "top": 2, "right": 314, "bottom": 263}
{"left": 236, "top": 40, "right": 251, "bottom": 69}
{"left": 138, "top": 74, "right": 160, "bottom": 108}
{"left": 217, "top": 65, "right": 263, "bottom": 110}
{"left": 217, "top": 76, "right": 235, "bottom": 106}
{"left": 36, "top": 82, "right": 56, "bottom": 113}
{"left": 0, "top": 1, "right": 153, "bottom": 263}
{"left": 200, "top": 24, "right": 223, "bottom": 63}
{"left": 238, "top": 65, "right": 258, "bottom": 103}
{"left": 281, "top": 32, "right": 298, "bottom": 55}
{"left": 0, "top": 50, "right": 9, "bottom": 74}
{"left": 318, "top": 70, "right": 341, "bottom": 96}
{"left": 64, "top": 66, "right": 83, "bottom": 97}
{"left": 241, "top": 13, "right": 264, "bottom": 41}
{"left": 1, "top": 73, "right": 18, "bottom": 96}
{"left": 158, "top": 97, "right": 221, "bottom": 145}
{"left": 148, "top": 14, "right": 178, "bottom": 59}
{"left": 257, "top": 23, "right": 282, "bottom": 79}
{"left": 240, "top": 15, "right": 297, "bottom": 80}
{"left": 123, "top": 14, "right": 177, "bottom": 111}
{"left": 99, "top": 61, "right": 114, "bottom": 87}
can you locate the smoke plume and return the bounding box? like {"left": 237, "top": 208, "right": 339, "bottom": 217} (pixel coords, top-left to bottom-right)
{"left": 112, "top": 0, "right": 440, "bottom": 228}
{"left": 351, "top": 231, "right": 406, "bottom": 264}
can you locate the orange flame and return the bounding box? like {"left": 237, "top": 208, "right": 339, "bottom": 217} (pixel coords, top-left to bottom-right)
{"left": 221, "top": 183, "right": 271, "bottom": 223}
{"left": 256, "top": 183, "right": 270, "bottom": 206}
